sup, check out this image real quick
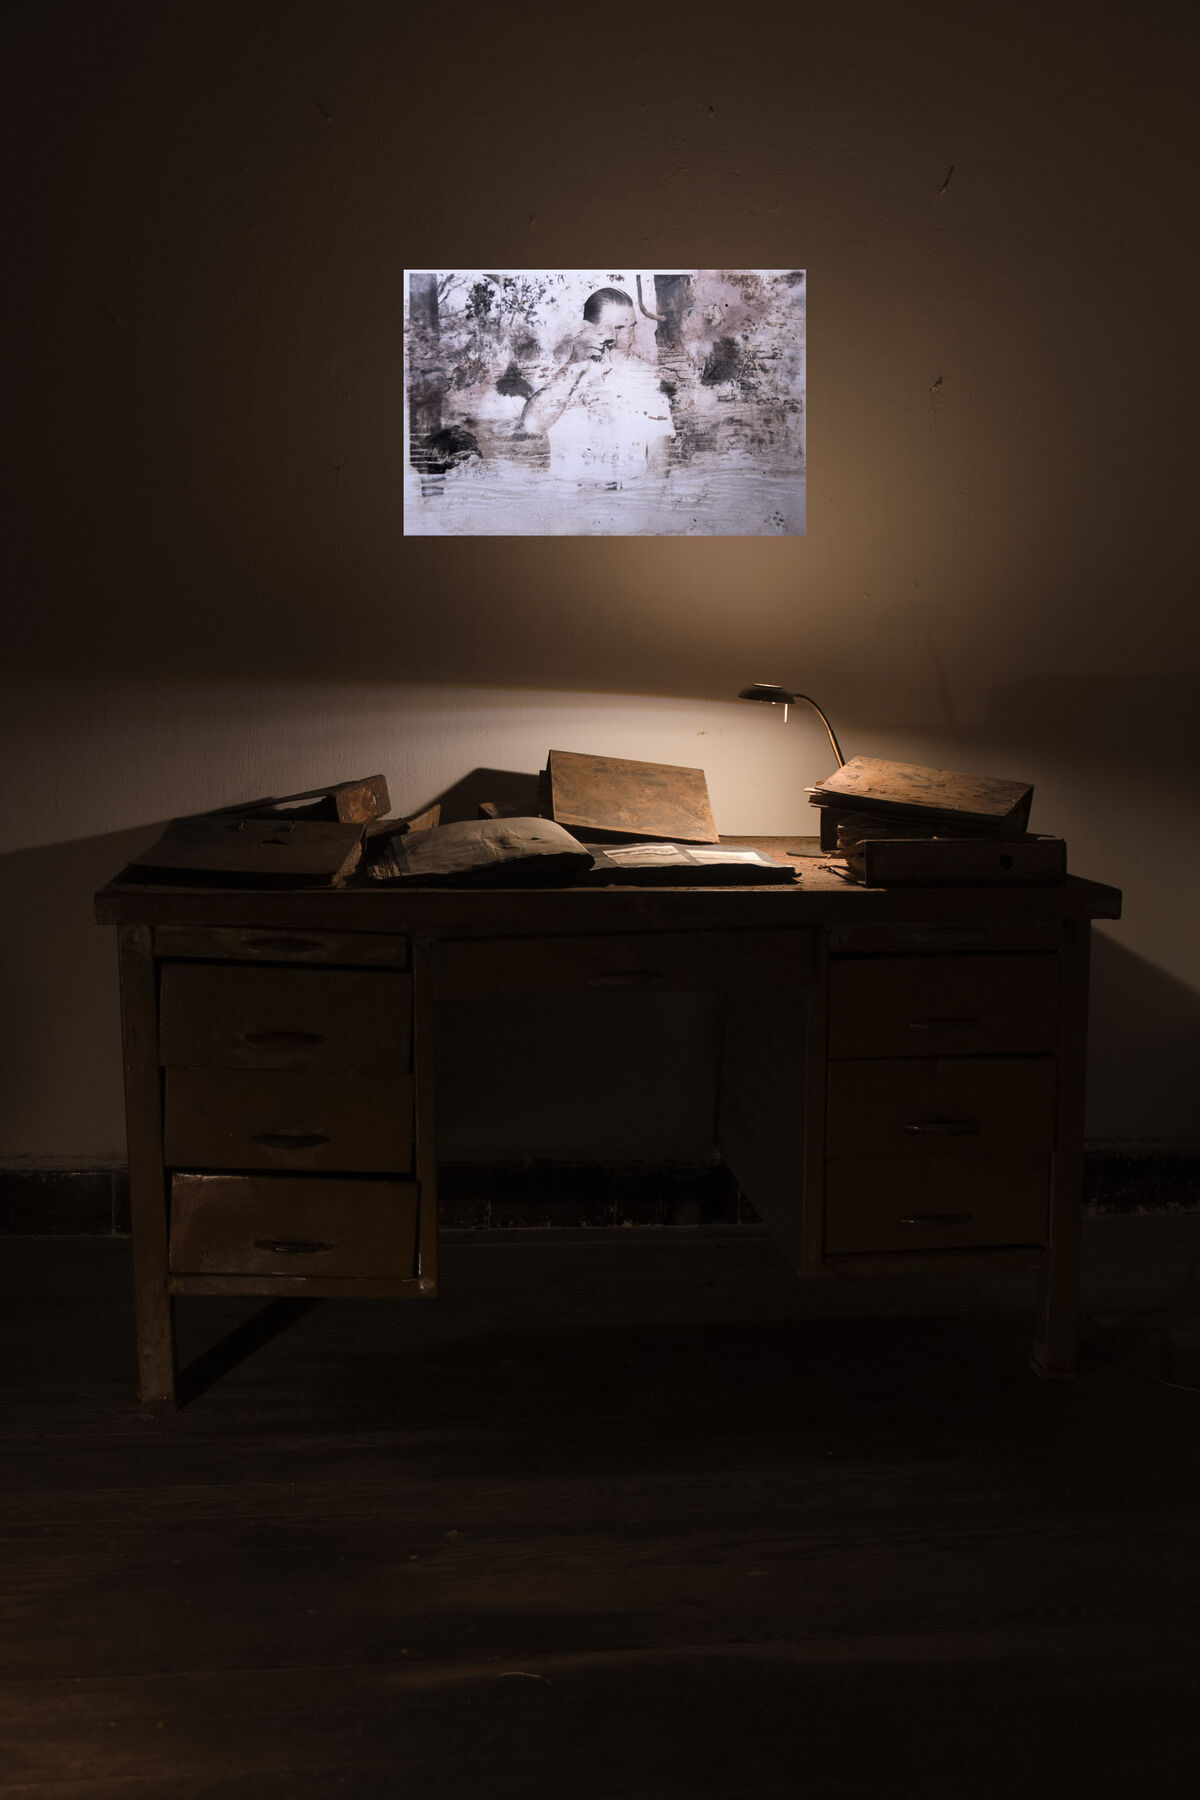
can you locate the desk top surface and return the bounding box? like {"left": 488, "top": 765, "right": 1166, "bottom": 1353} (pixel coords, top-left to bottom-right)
{"left": 96, "top": 837, "right": 1123, "bottom": 935}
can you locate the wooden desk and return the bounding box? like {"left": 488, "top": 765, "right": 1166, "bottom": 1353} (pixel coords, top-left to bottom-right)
{"left": 96, "top": 845, "right": 1122, "bottom": 1404}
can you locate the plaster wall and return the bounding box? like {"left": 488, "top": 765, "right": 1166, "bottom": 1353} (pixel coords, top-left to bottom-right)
{"left": 3, "top": 1, "right": 1198, "bottom": 1168}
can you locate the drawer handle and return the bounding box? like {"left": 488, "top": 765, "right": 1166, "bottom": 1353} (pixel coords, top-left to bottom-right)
{"left": 241, "top": 1030, "right": 328, "bottom": 1049}
{"left": 907, "top": 1017, "right": 983, "bottom": 1034}
{"left": 901, "top": 1119, "right": 980, "bottom": 1136}
{"left": 253, "top": 1238, "right": 334, "bottom": 1255}
{"left": 239, "top": 935, "right": 326, "bottom": 956}
{"left": 250, "top": 1130, "right": 331, "bottom": 1150}
{"left": 584, "top": 970, "right": 666, "bottom": 990}
{"left": 899, "top": 1212, "right": 975, "bottom": 1228}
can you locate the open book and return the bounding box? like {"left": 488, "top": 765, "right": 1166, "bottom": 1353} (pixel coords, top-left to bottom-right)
{"left": 585, "top": 843, "right": 797, "bottom": 885}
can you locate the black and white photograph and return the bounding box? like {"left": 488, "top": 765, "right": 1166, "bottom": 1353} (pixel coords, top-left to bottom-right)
{"left": 404, "top": 269, "right": 805, "bottom": 536}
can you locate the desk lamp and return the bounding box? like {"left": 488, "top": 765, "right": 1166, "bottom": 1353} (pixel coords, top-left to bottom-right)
{"left": 737, "top": 683, "right": 846, "bottom": 767}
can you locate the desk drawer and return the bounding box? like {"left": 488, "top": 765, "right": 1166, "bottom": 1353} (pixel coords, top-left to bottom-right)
{"left": 824, "top": 1156, "right": 1049, "bottom": 1253}
{"left": 826, "top": 1057, "right": 1056, "bottom": 1157}
{"left": 154, "top": 926, "right": 408, "bottom": 967}
{"left": 169, "top": 1173, "right": 418, "bottom": 1277}
{"left": 828, "top": 955, "right": 1058, "bottom": 1058}
{"left": 437, "top": 929, "right": 814, "bottom": 998}
{"left": 163, "top": 1068, "right": 414, "bottom": 1172}
{"left": 160, "top": 965, "right": 411, "bottom": 1070}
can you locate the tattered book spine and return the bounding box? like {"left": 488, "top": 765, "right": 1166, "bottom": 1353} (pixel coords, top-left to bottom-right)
{"left": 365, "top": 837, "right": 410, "bottom": 882}
{"left": 363, "top": 804, "right": 442, "bottom": 875}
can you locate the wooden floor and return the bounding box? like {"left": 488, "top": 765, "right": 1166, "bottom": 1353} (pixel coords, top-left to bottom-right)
{"left": 3, "top": 1217, "right": 1200, "bottom": 1798}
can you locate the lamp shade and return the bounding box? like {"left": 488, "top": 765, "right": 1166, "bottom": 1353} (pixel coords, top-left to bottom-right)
{"left": 737, "top": 683, "right": 796, "bottom": 705}
{"left": 736, "top": 682, "right": 846, "bottom": 766}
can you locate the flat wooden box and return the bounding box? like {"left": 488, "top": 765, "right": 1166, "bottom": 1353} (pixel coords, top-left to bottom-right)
{"left": 859, "top": 837, "right": 1067, "bottom": 885}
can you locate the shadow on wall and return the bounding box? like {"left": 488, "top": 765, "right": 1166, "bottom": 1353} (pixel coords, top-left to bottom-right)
{"left": 1088, "top": 933, "right": 1200, "bottom": 1143}
{"left": 0, "top": 826, "right": 164, "bottom": 1163}
{"left": 978, "top": 674, "right": 1200, "bottom": 1143}
{"left": 853, "top": 670, "right": 1200, "bottom": 797}
{"left": 982, "top": 672, "right": 1199, "bottom": 778}
{"left": 423, "top": 767, "right": 542, "bottom": 824}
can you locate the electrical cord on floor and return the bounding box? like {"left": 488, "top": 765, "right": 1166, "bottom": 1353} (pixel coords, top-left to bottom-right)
{"left": 1084, "top": 1311, "right": 1200, "bottom": 1394}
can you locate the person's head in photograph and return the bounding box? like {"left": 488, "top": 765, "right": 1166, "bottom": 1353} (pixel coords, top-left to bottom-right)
{"left": 578, "top": 287, "right": 638, "bottom": 360}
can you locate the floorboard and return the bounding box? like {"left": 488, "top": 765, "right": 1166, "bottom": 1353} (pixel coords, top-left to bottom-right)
{"left": 2, "top": 1219, "right": 1199, "bottom": 1797}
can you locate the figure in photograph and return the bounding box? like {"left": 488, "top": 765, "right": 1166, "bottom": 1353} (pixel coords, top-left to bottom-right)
{"left": 516, "top": 287, "right": 675, "bottom": 488}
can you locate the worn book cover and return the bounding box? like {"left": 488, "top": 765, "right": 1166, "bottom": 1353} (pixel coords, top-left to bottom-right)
{"left": 546, "top": 750, "right": 720, "bottom": 844}
{"left": 367, "top": 818, "right": 592, "bottom": 886}
{"left": 810, "top": 757, "right": 1033, "bottom": 833}
{"left": 127, "top": 818, "right": 364, "bottom": 887}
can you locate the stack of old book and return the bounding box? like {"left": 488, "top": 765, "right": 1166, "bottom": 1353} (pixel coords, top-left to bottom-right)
{"left": 125, "top": 751, "right": 801, "bottom": 889}
{"left": 808, "top": 756, "right": 1066, "bottom": 885}
{"left": 127, "top": 777, "right": 442, "bottom": 888}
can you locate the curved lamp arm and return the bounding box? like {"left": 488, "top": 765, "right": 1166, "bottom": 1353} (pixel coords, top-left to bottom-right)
{"left": 737, "top": 683, "right": 846, "bottom": 768}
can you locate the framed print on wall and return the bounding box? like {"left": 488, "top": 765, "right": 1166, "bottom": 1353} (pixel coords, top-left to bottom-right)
{"left": 404, "top": 269, "right": 805, "bottom": 537}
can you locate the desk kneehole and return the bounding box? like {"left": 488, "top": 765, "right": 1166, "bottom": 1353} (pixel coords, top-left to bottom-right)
{"left": 435, "top": 928, "right": 816, "bottom": 999}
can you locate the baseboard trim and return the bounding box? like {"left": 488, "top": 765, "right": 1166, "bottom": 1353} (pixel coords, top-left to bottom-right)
{"left": 1083, "top": 1148, "right": 1200, "bottom": 1214}
{"left": 1, "top": 1151, "right": 1197, "bottom": 1235}
{"left": 437, "top": 1161, "right": 755, "bottom": 1230}
{"left": 0, "top": 1168, "right": 131, "bottom": 1236}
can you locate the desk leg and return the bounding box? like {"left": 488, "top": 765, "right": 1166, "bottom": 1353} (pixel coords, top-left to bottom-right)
{"left": 1031, "top": 922, "right": 1091, "bottom": 1379}
{"left": 118, "top": 925, "right": 176, "bottom": 1406}
{"left": 413, "top": 938, "right": 439, "bottom": 1295}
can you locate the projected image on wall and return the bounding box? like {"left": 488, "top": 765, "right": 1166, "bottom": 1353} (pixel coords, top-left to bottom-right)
{"left": 404, "top": 270, "right": 805, "bottom": 537}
